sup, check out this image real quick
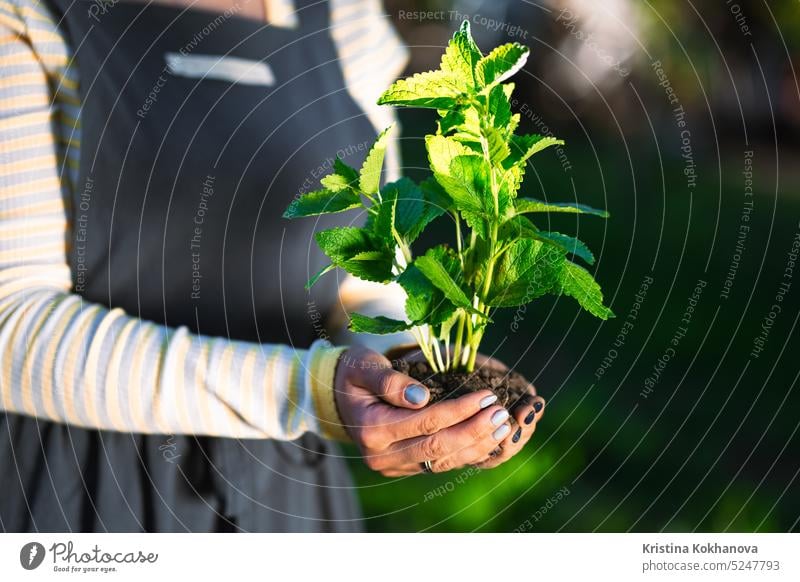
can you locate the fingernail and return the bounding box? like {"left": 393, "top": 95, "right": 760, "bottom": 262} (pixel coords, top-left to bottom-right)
{"left": 524, "top": 410, "right": 536, "bottom": 425}
{"left": 404, "top": 385, "right": 428, "bottom": 405}
{"left": 491, "top": 409, "right": 509, "bottom": 426}
{"left": 479, "top": 394, "right": 498, "bottom": 409}
{"left": 534, "top": 401, "right": 544, "bottom": 413}
{"left": 493, "top": 424, "right": 511, "bottom": 440}
{"left": 512, "top": 427, "right": 522, "bottom": 443}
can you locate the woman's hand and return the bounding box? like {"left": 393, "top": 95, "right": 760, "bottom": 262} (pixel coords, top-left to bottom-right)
{"left": 386, "top": 345, "right": 546, "bottom": 470}
{"left": 334, "top": 346, "right": 514, "bottom": 476}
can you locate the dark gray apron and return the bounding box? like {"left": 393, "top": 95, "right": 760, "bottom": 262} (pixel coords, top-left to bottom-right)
{"left": 0, "top": 0, "right": 375, "bottom": 532}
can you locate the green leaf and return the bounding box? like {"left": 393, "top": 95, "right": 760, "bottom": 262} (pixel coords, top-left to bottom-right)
{"left": 486, "top": 239, "right": 566, "bottom": 307}
{"left": 315, "top": 227, "right": 374, "bottom": 263}
{"left": 359, "top": 125, "right": 394, "bottom": 196}
{"left": 320, "top": 173, "right": 352, "bottom": 192}
{"left": 515, "top": 197, "right": 609, "bottom": 218}
{"left": 389, "top": 177, "right": 442, "bottom": 244}
{"left": 348, "top": 313, "right": 412, "bottom": 334}
{"left": 341, "top": 258, "right": 394, "bottom": 283}
{"left": 532, "top": 230, "right": 595, "bottom": 265}
{"left": 397, "top": 262, "right": 457, "bottom": 325}
{"left": 557, "top": 261, "right": 614, "bottom": 319}
{"left": 462, "top": 210, "right": 488, "bottom": 240}
{"left": 315, "top": 227, "right": 394, "bottom": 283}
{"left": 501, "top": 215, "right": 595, "bottom": 264}
{"left": 319, "top": 158, "right": 360, "bottom": 193}
{"left": 486, "top": 84, "right": 514, "bottom": 134}
{"left": 305, "top": 263, "right": 336, "bottom": 289}
{"left": 440, "top": 20, "right": 482, "bottom": 87}
{"left": 370, "top": 185, "right": 397, "bottom": 246}
{"left": 475, "top": 43, "right": 530, "bottom": 87}
{"left": 505, "top": 134, "right": 565, "bottom": 167}
{"left": 334, "top": 157, "right": 359, "bottom": 183}
{"left": 377, "top": 70, "right": 463, "bottom": 109}
{"left": 426, "top": 135, "right": 489, "bottom": 215}
{"left": 415, "top": 247, "right": 482, "bottom": 315}
{"left": 283, "top": 188, "right": 361, "bottom": 218}
{"left": 419, "top": 176, "right": 453, "bottom": 212}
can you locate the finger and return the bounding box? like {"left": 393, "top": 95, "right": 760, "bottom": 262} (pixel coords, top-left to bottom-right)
{"left": 371, "top": 405, "right": 511, "bottom": 471}
{"left": 430, "top": 422, "right": 514, "bottom": 473}
{"left": 348, "top": 349, "right": 431, "bottom": 409}
{"left": 371, "top": 389, "right": 499, "bottom": 442}
{"left": 475, "top": 402, "right": 542, "bottom": 469}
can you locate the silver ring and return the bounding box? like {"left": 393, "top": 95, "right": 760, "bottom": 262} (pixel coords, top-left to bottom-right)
{"left": 421, "top": 460, "right": 433, "bottom": 474}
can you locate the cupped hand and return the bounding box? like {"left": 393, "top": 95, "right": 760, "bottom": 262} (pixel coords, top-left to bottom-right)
{"left": 334, "top": 346, "right": 513, "bottom": 476}
{"left": 387, "top": 345, "right": 546, "bottom": 470}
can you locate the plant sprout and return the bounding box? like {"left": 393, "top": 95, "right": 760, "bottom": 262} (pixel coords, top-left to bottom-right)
{"left": 284, "top": 21, "right": 613, "bottom": 374}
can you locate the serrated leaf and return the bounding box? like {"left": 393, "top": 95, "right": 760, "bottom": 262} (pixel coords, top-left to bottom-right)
{"left": 415, "top": 248, "right": 482, "bottom": 316}
{"left": 531, "top": 231, "right": 595, "bottom": 265}
{"left": 315, "top": 227, "right": 394, "bottom": 283}
{"left": 557, "top": 261, "right": 614, "bottom": 319}
{"left": 320, "top": 173, "right": 352, "bottom": 192}
{"left": 486, "top": 239, "right": 566, "bottom": 307}
{"left": 483, "top": 125, "right": 510, "bottom": 165}
{"left": 486, "top": 84, "right": 513, "bottom": 133}
{"left": 360, "top": 125, "right": 394, "bottom": 196}
{"left": 377, "top": 70, "right": 463, "bottom": 109}
{"left": 389, "top": 177, "right": 438, "bottom": 244}
{"left": 348, "top": 313, "right": 412, "bottom": 334}
{"left": 438, "top": 109, "right": 466, "bottom": 135}
{"left": 315, "top": 227, "right": 375, "bottom": 263}
{"left": 283, "top": 188, "right": 361, "bottom": 218}
{"left": 501, "top": 215, "right": 595, "bottom": 264}
{"left": 334, "top": 157, "right": 359, "bottom": 182}
{"left": 515, "top": 198, "right": 609, "bottom": 218}
{"left": 505, "top": 134, "right": 565, "bottom": 168}
{"left": 440, "top": 20, "right": 482, "bottom": 87}
{"left": 398, "top": 262, "right": 457, "bottom": 325}
{"left": 319, "top": 158, "right": 360, "bottom": 192}
{"left": 371, "top": 184, "right": 397, "bottom": 246}
{"left": 350, "top": 251, "right": 386, "bottom": 261}
{"left": 419, "top": 176, "right": 452, "bottom": 213}
{"left": 341, "top": 258, "right": 394, "bottom": 283}
{"left": 462, "top": 210, "right": 488, "bottom": 240}
{"left": 475, "top": 43, "right": 530, "bottom": 87}
{"left": 426, "top": 135, "right": 489, "bottom": 215}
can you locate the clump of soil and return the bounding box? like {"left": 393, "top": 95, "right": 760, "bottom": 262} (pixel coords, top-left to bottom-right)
{"left": 393, "top": 359, "right": 531, "bottom": 408}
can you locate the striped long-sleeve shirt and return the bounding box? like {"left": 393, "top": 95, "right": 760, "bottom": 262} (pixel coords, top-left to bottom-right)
{"left": 0, "top": 0, "right": 408, "bottom": 442}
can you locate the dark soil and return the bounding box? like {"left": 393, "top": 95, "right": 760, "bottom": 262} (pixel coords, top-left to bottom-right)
{"left": 392, "top": 359, "right": 531, "bottom": 408}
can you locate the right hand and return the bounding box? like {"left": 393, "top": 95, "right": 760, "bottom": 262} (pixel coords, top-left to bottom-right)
{"left": 334, "top": 346, "right": 513, "bottom": 477}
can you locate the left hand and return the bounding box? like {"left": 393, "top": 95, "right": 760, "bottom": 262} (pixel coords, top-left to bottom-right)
{"left": 386, "top": 346, "right": 546, "bottom": 470}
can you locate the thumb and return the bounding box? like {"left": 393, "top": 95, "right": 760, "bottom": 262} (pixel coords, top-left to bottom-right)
{"left": 354, "top": 352, "right": 430, "bottom": 409}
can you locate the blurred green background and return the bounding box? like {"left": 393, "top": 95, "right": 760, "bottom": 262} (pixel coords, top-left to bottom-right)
{"left": 344, "top": 0, "right": 800, "bottom": 532}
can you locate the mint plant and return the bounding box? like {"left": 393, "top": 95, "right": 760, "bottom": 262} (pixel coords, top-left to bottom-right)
{"left": 284, "top": 21, "right": 613, "bottom": 375}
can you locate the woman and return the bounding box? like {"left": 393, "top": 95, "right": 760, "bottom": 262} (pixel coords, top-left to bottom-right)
{"left": 0, "top": 0, "right": 543, "bottom": 532}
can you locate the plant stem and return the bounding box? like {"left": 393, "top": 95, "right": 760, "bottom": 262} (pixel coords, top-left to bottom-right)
{"left": 452, "top": 312, "right": 465, "bottom": 370}
{"left": 453, "top": 212, "right": 465, "bottom": 269}
{"left": 430, "top": 328, "right": 446, "bottom": 371}
{"left": 411, "top": 326, "right": 438, "bottom": 373}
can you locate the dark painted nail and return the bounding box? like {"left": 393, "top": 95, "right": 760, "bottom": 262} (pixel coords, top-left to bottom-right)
{"left": 404, "top": 385, "right": 428, "bottom": 404}
{"left": 524, "top": 410, "right": 536, "bottom": 425}
{"left": 512, "top": 427, "right": 522, "bottom": 443}
{"left": 533, "top": 401, "right": 543, "bottom": 413}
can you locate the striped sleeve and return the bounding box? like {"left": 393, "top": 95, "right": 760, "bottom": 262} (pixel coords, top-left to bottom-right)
{"left": 0, "top": 0, "right": 351, "bottom": 441}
